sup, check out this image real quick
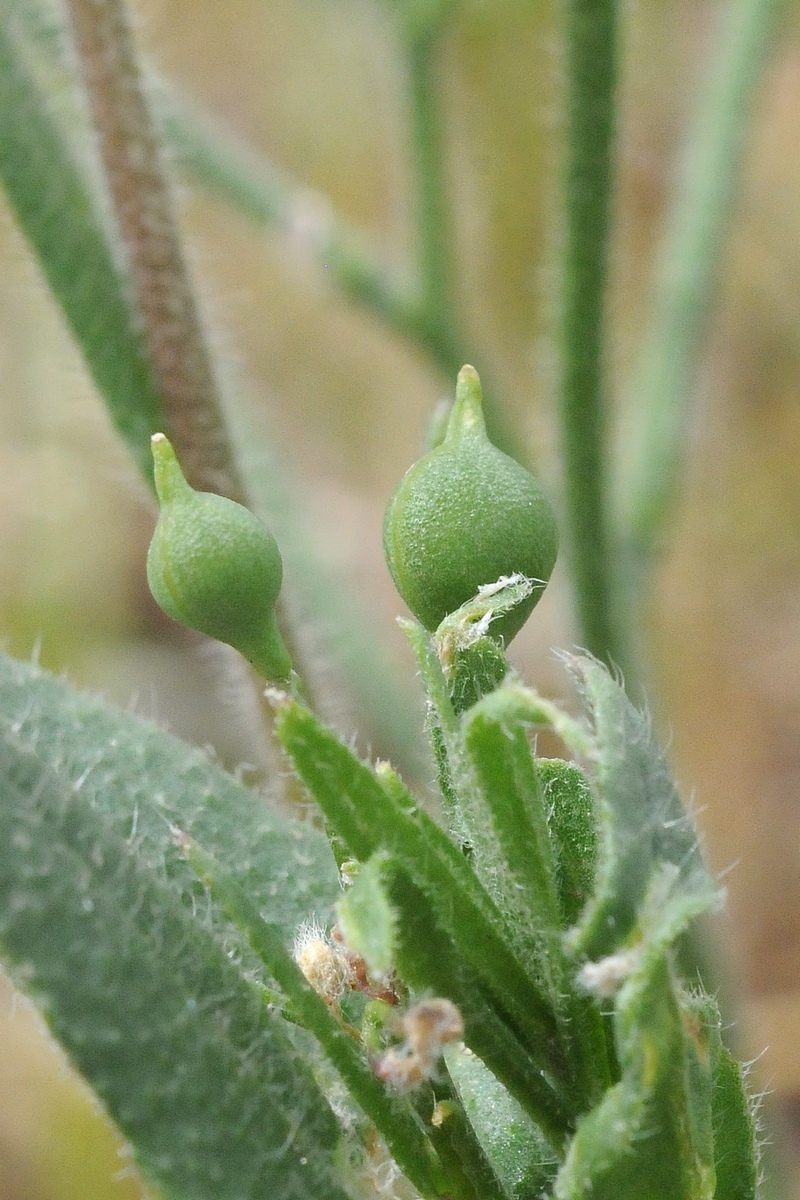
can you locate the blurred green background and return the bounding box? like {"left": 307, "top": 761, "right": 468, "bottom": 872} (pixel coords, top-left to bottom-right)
{"left": 2, "top": 0, "right": 800, "bottom": 1195}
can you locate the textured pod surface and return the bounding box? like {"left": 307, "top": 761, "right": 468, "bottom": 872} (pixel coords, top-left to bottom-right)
{"left": 384, "top": 366, "right": 558, "bottom": 645}
{"left": 147, "top": 434, "right": 291, "bottom": 680}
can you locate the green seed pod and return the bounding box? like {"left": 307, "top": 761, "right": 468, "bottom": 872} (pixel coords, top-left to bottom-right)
{"left": 146, "top": 433, "right": 292, "bottom": 682}
{"left": 383, "top": 365, "right": 558, "bottom": 646}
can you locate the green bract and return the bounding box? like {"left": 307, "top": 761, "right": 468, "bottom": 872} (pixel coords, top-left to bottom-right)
{"left": 383, "top": 366, "right": 559, "bottom": 645}
{"left": 146, "top": 434, "right": 293, "bottom": 682}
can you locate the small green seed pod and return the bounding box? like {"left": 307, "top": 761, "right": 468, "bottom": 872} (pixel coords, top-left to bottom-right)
{"left": 383, "top": 366, "right": 558, "bottom": 646}
{"left": 146, "top": 434, "right": 292, "bottom": 682}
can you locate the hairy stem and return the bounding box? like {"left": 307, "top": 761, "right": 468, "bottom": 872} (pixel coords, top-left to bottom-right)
{"left": 618, "top": 0, "right": 785, "bottom": 565}
{"left": 163, "top": 88, "right": 526, "bottom": 452}
{"left": 559, "top": 0, "right": 624, "bottom": 667}
{"left": 62, "top": 0, "right": 238, "bottom": 499}
{"left": 0, "top": 14, "right": 162, "bottom": 477}
{"left": 406, "top": 22, "right": 455, "bottom": 330}
{"left": 62, "top": 0, "right": 316, "bottom": 701}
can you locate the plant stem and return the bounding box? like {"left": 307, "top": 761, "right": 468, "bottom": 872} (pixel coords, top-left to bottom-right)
{"left": 62, "top": 0, "right": 313, "bottom": 699}
{"left": 62, "top": 0, "right": 237, "bottom": 499}
{"left": 400, "top": 9, "right": 525, "bottom": 459}
{"left": 163, "top": 88, "right": 525, "bottom": 449}
{"left": 618, "top": 0, "right": 784, "bottom": 568}
{"left": 406, "top": 21, "right": 455, "bottom": 330}
{"left": 559, "top": 0, "right": 623, "bottom": 667}
{"left": 0, "top": 14, "right": 163, "bottom": 478}
{"left": 161, "top": 90, "right": 426, "bottom": 337}
{"left": 178, "top": 831, "right": 454, "bottom": 1200}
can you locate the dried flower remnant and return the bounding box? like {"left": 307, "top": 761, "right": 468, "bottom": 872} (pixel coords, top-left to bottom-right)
{"left": 293, "top": 919, "right": 350, "bottom": 1008}
{"left": 374, "top": 998, "right": 464, "bottom": 1092}
{"left": 330, "top": 922, "right": 400, "bottom": 1006}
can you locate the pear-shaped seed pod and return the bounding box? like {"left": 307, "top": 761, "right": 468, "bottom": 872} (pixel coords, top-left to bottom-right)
{"left": 383, "top": 366, "right": 558, "bottom": 646}
{"left": 146, "top": 434, "right": 292, "bottom": 682}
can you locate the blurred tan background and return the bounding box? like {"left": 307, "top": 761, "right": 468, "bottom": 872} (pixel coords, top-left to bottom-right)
{"left": 2, "top": 0, "right": 800, "bottom": 1195}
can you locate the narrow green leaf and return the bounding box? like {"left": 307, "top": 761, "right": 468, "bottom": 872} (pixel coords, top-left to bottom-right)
{"left": 272, "top": 696, "right": 563, "bottom": 1079}
{"left": 0, "top": 15, "right": 163, "bottom": 477}
{"left": 462, "top": 696, "right": 612, "bottom": 1106}
{"left": 555, "top": 958, "right": 716, "bottom": 1200}
{"left": 709, "top": 1025, "right": 759, "bottom": 1200}
{"left": 444, "top": 635, "right": 509, "bottom": 716}
{"left": 336, "top": 852, "right": 397, "bottom": 981}
{"left": 433, "top": 577, "right": 532, "bottom": 715}
{"left": 568, "top": 656, "right": 718, "bottom": 959}
{"left": 0, "top": 731, "right": 347, "bottom": 1200}
{"left": 0, "top": 653, "right": 340, "bottom": 939}
{"left": 537, "top": 758, "right": 597, "bottom": 928}
{"left": 445, "top": 1045, "right": 559, "bottom": 1200}
{"left": 458, "top": 680, "right": 596, "bottom": 761}
{"left": 383, "top": 864, "right": 572, "bottom": 1150}
{"left": 179, "top": 834, "right": 450, "bottom": 1200}
{"left": 463, "top": 692, "right": 563, "bottom": 945}
{"left": 422, "top": 1083, "right": 511, "bottom": 1200}
{"left": 398, "top": 618, "right": 458, "bottom": 737}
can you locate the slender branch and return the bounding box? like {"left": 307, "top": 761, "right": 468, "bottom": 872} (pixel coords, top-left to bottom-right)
{"left": 162, "top": 83, "right": 471, "bottom": 380}
{"left": 62, "top": 0, "right": 239, "bottom": 500}
{"left": 61, "top": 0, "right": 322, "bottom": 703}
{"left": 405, "top": 21, "right": 456, "bottom": 327}
{"left": 23, "top": 1, "right": 524, "bottom": 459}
{"left": 166, "top": 82, "right": 521, "bottom": 457}
{"left": 398, "top": 10, "right": 524, "bottom": 459}
{"left": 559, "top": 0, "right": 624, "bottom": 667}
{"left": 161, "top": 90, "right": 427, "bottom": 339}
{"left": 618, "top": 0, "right": 785, "bottom": 561}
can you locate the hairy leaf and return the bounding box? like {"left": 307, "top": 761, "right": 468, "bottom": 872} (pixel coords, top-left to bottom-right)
{"left": 179, "top": 835, "right": 449, "bottom": 1200}
{"left": 0, "top": 653, "right": 340, "bottom": 940}
{"left": 445, "top": 1045, "right": 559, "bottom": 1200}
{"left": 554, "top": 958, "right": 716, "bottom": 1200}
{"left": 568, "top": 656, "right": 718, "bottom": 959}
{"left": 383, "top": 864, "right": 572, "bottom": 1149}
{"left": 463, "top": 691, "right": 563, "bottom": 951}
{"left": 273, "top": 695, "right": 563, "bottom": 1076}
{"left": 0, "top": 14, "right": 163, "bottom": 476}
{"left": 537, "top": 758, "right": 597, "bottom": 928}
{"left": 336, "top": 851, "right": 397, "bottom": 980}
{"left": 0, "top": 730, "right": 347, "bottom": 1200}
{"left": 710, "top": 1026, "right": 759, "bottom": 1200}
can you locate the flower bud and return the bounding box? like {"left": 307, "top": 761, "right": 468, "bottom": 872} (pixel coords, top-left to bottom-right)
{"left": 146, "top": 433, "right": 292, "bottom": 681}
{"left": 383, "top": 366, "right": 558, "bottom": 646}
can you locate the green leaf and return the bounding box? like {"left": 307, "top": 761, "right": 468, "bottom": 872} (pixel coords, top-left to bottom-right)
{"left": 336, "top": 852, "right": 397, "bottom": 980}
{"left": 399, "top": 618, "right": 462, "bottom": 820}
{"left": 568, "top": 656, "right": 719, "bottom": 959}
{"left": 537, "top": 758, "right": 598, "bottom": 928}
{"left": 554, "top": 958, "right": 716, "bottom": 1200}
{"left": 0, "top": 729, "right": 348, "bottom": 1200}
{"left": 178, "top": 834, "right": 450, "bottom": 1200}
{"left": 462, "top": 689, "right": 563, "bottom": 950}
{"left": 445, "top": 1045, "right": 559, "bottom": 1200}
{"left": 0, "top": 14, "right": 164, "bottom": 477}
{"left": 461, "top": 693, "right": 612, "bottom": 1106}
{"left": 444, "top": 634, "right": 509, "bottom": 716}
{"left": 709, "top": 1026, "right": 759, "bottom": 1200}
{"left": 272, "top": 695, "right": 563, "bottom": 1080}
{"left": 0, "top": 653, "right": 340, "bottom": 939}
{"left": 434, "top": 577, "right": 533, "bottom": 715}
{"left": 382, "top": 863, "right": 572, "bottom": 1151}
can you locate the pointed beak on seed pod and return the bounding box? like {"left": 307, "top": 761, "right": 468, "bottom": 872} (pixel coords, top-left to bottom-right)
{"left": 146, "top": 434, "right": 293, "bottom": 682}
{"left": 383, "top": 366, "right": 559, "bottom": 646}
